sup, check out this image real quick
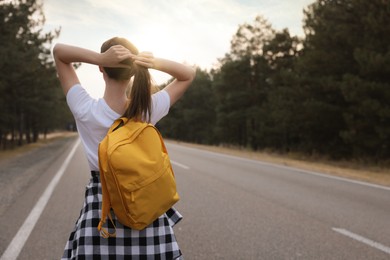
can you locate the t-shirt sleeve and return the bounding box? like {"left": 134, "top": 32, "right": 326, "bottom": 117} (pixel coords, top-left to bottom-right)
{"left": 66, "top": 84, "right": 93, "bottom": 120}
{"left": 150, "top": 90, "right": 170, "bottom": 125}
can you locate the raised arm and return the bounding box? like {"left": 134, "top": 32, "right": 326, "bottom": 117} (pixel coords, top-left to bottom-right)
{"left": 133, "top": 52, "right": 196, "bottom": 106}
{"left": 53, "top": 43, "right": 132, "bottom": 95}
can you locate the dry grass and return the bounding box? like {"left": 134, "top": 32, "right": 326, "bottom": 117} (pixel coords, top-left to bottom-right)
{"left": 1, "top": 134, "right": 388, "bottom": 187}
{"left": 170, "top": 140, "right": 390, "bottom": 187}
{"left": 0, "top": 132, "right": 78, "bottom": 162}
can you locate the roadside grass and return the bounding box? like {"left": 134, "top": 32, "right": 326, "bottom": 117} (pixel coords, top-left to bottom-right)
{"left": 169, "top": 140, "right": 390, "bottom": 187}
{"left": 1, "top": 133, "right": 388, "bottom": 187}
{"left": 0, "top": 132, "right": 78, "bottom": 163}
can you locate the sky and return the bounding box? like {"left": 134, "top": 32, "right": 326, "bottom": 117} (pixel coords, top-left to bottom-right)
{"left": 43, "top": 0, "right": 315, "bottom": 98}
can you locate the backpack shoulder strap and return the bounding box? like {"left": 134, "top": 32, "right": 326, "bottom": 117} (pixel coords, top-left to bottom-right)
{"left": 98, "top": 168, "right": 116, "bottom": 238}
{"left": 97, "top": 117, "right": 128, "bottom": 238}
{"left": 98, "top": 143, "right": 116, "bottom": 237}
{"left": 110, "top": 117, "right": 128, "bottom": 133}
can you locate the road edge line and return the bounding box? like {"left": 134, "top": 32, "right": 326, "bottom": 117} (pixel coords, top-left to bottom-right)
{"left": 171, "top": 160, "right": 190, "bottom": 170}
{"left": 0, "top": 139, "right": 80, "bottom": 260}
{"left": 166, "top": 142, "right": 390, "bottom": 191}
{"left": 332, "top": 227, "right": 390, "bottom": 255}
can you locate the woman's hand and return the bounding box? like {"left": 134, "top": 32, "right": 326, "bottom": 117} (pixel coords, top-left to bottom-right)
{"left": 131, "top": 52, "right": 155, "bottom": 69}
{"left": 100, "top": 45, "right": 132, "bottom": 68}
{"left": 53, "top": 43, "right": 134, "bottom": 94}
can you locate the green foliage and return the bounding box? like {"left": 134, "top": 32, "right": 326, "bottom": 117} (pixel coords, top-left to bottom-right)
{"left": 228, "top": 15, "right": 275, "bottom": 60}
{"left": 259, "top": 29, "right": 303, "bottom": 152}
{"left": 212, "top": 16, "right": 275, "bottom": 149}
{"left": 0, "top": 0, "right": 71, "bottom": 148}
{"left": 158, "top": 68, "right": 216, "bottom": 144}
{"left": 161, "top": 2, "right": 390, "bottom": 161}
{"left": 341, "top": 75, "right": 390, "bottom": 158}
{"left": 299, "top": 0, "right": 390, "bottom": 159}
{"left": 212, "top": 57, "right": 253, "bottom": 146}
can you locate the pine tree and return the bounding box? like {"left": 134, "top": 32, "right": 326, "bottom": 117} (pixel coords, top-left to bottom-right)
{"left": 300, "top": 0, "right": 390, "bottom": 159}
{"left": 158, "top": 68, "right": 216, "bottom": 144}
{"left": 0, "top": 0, "right": 68, "bottom": 148}
{"left": 260, "top": 29, "right": 302, "bottom": 151}
{"left": 339, "top": 0, "right": 390, "bottom": 159}
{"left": 214, "top": 15, "right": 275, "bottom": 148}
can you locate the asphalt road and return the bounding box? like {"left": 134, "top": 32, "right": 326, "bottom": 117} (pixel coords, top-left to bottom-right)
{"left": 0, "top": 136, "right": 389, "bottom": 259}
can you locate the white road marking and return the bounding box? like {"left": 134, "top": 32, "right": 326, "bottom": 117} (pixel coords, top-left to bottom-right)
{"left": 332, "top": 228, "right": 390, "bottom": 255}
{"left": 166, "top": 142, "right": 390, "bottom": 191}
{"left": 171, "top": 160, "right": 190, "bottom": 170}
{"left": 0, "top": 139, "right": 80, "bottom": 260}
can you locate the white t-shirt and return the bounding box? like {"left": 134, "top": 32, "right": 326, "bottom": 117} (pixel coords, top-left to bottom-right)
{"left": 66, "top": 84, "right": 170, "bottom": 171}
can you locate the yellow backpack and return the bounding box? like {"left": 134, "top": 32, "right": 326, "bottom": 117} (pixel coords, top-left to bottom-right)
{"left": 97, "top": 117, "right": 179, "bottom": 237}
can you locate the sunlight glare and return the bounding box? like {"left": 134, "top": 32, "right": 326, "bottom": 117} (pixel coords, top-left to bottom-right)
{"left": 131, "top": 25, "right": 183, "bottom": 86}
{"left": 79, "top": 26, "right": 180, "bottom": 99}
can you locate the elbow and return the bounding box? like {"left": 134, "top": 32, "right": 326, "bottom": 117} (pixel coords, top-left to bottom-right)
{"left": 177, "top": 66, "right": 196, "bottom": 85}
{"left": 52, "top": 43, "right": 67, "bottom": 63}
{"left": 186, "top": 66, "right": 196, "bottom": 83}
{"left": 52, "top": 43, "right": 60, "bottom": 59}
{"left": 52, "top": 44, "right": 63, "bottom": 64}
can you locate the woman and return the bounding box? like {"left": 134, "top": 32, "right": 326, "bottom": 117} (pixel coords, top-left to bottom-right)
{"left": 53, "top": 37, "right": 195, "bottom": 259}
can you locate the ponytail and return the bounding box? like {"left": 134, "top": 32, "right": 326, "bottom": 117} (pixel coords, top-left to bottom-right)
{"left": 123, "top": 65, "right": 152, "bottom": 122}
{"left": 101, "top": 37, "right": 152, "bottom": 122}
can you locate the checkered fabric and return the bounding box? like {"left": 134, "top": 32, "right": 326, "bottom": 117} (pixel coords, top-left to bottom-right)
{"left": 62, "top": 172, "right": 183, "bottom": 260}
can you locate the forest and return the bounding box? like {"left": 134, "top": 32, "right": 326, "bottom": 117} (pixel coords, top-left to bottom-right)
{"left": 158, "top": 0, "right": 390, "bottom": 162}
{"left": 1, "top": 0, "right": 389, "bottom": 162}
{"left": 0, "top": 0, "right": 72, "bottom": 148}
